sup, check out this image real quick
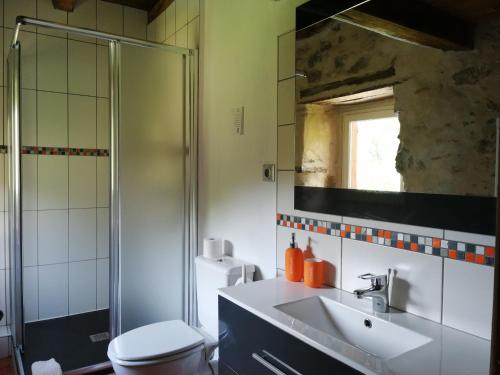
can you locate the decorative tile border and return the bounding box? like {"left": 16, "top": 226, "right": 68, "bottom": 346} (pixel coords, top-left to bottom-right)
{"left": 277, "top": 213, "right": 495, "bottom": 267}
{"left": 0, "top": 145, "right": 109, "bottom": 156}
{"left": 21, "top": 146, "right": 109, "bottom": 156}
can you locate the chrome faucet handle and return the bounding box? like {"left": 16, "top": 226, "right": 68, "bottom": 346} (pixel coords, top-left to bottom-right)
{"left": 358, "top": 273, "right": 387, "bottom": 287}
{"left": 358, "top": 273, "right": 376, "bottom": 280}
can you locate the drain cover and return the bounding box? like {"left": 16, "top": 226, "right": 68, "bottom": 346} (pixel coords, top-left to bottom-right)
{"left": 89, "top": 332, "right": 110, "bottom": 343}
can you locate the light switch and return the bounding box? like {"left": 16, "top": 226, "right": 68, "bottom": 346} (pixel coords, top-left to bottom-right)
{"left": 233, "top": 106, "right": 244, "bottom": 135}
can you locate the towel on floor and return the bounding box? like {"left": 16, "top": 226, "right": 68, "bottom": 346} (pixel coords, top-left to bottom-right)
{"left": 31, "top": 358, "right": 62, "bottom": 375}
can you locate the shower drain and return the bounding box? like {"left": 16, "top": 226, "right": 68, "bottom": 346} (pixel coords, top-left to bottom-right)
{"left": 89, "top": 332, "right": 110, "bottom": 343}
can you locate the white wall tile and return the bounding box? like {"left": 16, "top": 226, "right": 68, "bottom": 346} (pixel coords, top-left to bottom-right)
{"left": 277, "top": 225, "right": 341, "bottom": 287}
{"left": 38, "top": 156, "right": 68, "bottom": 210}
{"left": 97, "top": 0, "right": 123, "bottom": 35}
{"left": 176, "top": 25, "right": 188, "bottom": 48}
{"left": 22, "top": 155, "right": 37, "bottom": 210}
{"left": 165, "top": 2, "right": 176, "bottom": 38}
{"left": 278, "top": 125, "right": 294, "bottom": 170}
{"left": 69, "top": 260, "right": 97, "bottom": 314}
{"left": 176, "top": 0, "right": 188, "bottom": 31}
{"left": 0, "top": 214, "right": 4, "bottom": 270}
{"left": 68, "top": 40, "right": 97, "bottom": 96}
{"left": 38, "top": 210, "right": 68, "bottom": 265}
{"left": 124, "top": 7, "right": 147, "bottom": 39}
{"left": 37, "top": 91, "right": 68, "bottom": 147}
{"left": 37, "top": 34, "right": 68, "bottom": 92}
{"left": 277, "top": 171, "right": 294, "bottom": 215}
{"left": 37, "top": 0, "right": 67, "bottom": 37}
{"left": 3, "top": 270, "right": 8, "bottom": 326}
{"left": 187, "top": 0, "right": 199, "bottom": 22}
{"left": 0, "top": 89, "right": 3, "bottom": 145}
{"left": 343, "top": 217, "right": 444, "bottom": 239}
{"left": 23, "top": 266, "right": 38, "bottom": 322}
{"left": 5, "top": 0, "right": 36, "bottom": 29}
{"left": 342, "top": 239, "right": 443, "bottom": 322}
{"left": 0, "top": 156, "right": 4, "bottom": 212}
{"left": 444, "top": 230, "right": 495, "bottom": 247}
{"left": 147, "top": 10, "right": 166, "bottom": 43}
{"left": 97, "top": 157, "right": 109, "bottom": 207}
{"left": 277, "top": 77, "right": 295, "bottom": 125}
{"left": 39, "top": 263, "right": 68, "bottom": 319}
{"left": 37, "top": 0, "right": 67, "bottom": 23}
{"left": 97, "top": 98, "right": 110, "bottom": 149}
{"left": 0, "top": 271, "right": 4, "bottom": 326}
{"left": 97, "top": 45, "right": 109, "bottom": 98}
{"left": 97, "top": 258, "right": 109, "bottom": 309}
{"left": 21, "top": 89, "right": 37, "bottom": 146}
{"left": 165, "top": 33, "right": 175, "bottom": 46}
{"left": 187, "top": 17, "right": 199, "bottom": 49}
{"left": 0, "top": 30, "right": 3, "bottom": 87}
{"left": 69, "top": 209, "right": 96, "bottom": 261}
{"left": 69, "top": 95, "right": 97, "bottom": 148}
{"left": 278, "top": 31, "right": 295, "bottom": 80}
{"left": 69, "top": 156, "right": 96, "bottom": 208}
{"left": 68, "top": 0, "right": 96, "bottom": 30}
{"left": 22, "top": 211, "right": 37, "bottom": 267}
{"left": 97, "top": 208, "right": 109, "bottom": 259}
{"left": 443, "top": 259, "right": 494, "bottom": 339}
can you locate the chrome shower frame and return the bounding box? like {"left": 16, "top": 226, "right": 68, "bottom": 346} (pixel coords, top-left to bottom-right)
{"left": 7, "top": 15, "right": 198, "bottom": 360}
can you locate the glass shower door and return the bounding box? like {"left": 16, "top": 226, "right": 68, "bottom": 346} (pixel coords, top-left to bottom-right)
{"left": 117, "top": 43, "right": 189, "bottom": 333}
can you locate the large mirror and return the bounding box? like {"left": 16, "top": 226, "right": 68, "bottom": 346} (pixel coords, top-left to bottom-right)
{"left": 294, "top": 1, "right": 498, "bottom": 234}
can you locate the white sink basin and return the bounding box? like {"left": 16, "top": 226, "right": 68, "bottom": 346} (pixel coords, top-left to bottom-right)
{"left": 274, "top": 296, "right": 432, "bottom": 360}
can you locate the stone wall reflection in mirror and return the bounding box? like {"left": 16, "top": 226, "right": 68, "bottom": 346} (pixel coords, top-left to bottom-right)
{"left": 295, "top": 18, "right": 499, "bottom": 197}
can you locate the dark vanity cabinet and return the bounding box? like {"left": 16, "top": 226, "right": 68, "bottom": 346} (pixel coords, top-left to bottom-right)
{"left": 218, "top": 296, "right": 362, "bottom": 375}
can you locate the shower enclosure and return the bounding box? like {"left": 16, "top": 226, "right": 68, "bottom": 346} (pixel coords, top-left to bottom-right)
{"left": 6, "top": 17, "right": 198, "bottom": 374}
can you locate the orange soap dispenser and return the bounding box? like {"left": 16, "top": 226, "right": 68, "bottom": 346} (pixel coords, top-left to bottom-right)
{"left": 285, "top": 233, "right": 304, "bottom": 282}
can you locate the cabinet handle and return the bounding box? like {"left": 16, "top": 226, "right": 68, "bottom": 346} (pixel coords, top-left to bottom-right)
{"left": 252, "top": 351, "right": 302, "bottom": 375}
{"left": 252, "top": 353, "right": 287, "bottom": 375}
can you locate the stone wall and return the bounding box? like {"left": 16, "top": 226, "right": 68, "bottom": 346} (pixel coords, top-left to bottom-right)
{"left": 295, "top": 17, "right": 500, "bottom": 196}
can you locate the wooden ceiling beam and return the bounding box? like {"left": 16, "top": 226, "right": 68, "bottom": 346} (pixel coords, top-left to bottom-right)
{"left": 52, "top": 0, "right": 77, "bottom": 12}
{"left": 335, "top": 0, "right": 475, "bottom": 50}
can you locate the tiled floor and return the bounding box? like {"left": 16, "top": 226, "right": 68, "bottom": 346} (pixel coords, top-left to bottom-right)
{"left": 21, "top": 309, "right": 111, "bottom": 374}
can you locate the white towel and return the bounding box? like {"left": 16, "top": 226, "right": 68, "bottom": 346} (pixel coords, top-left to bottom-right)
{"left": 31, "top": 358, "right": 62, "bottom": 375}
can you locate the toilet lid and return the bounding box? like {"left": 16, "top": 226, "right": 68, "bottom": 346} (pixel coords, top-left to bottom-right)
{"left": 108, "top": 320, "right": 205, "bottom": 361}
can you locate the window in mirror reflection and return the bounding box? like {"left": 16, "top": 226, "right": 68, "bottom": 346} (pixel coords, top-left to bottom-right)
{"left": 295, "top": 89, "right": 405, "bottom": 192}
{"left": 345, "top": 110, "right": 401, "bottom": 192}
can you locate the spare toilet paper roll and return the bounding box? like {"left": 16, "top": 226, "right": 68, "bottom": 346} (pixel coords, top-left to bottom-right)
{"left": 203, "top": 238, "right": 223, "bottom": 259}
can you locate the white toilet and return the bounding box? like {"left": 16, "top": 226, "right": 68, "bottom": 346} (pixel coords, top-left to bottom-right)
{"left": 108, "top": 255, "right": 255, "bottom": 375}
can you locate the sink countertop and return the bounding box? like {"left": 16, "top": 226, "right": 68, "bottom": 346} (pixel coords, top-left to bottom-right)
{"left": 218, "top": 277, "right": 490, "bottom": 375}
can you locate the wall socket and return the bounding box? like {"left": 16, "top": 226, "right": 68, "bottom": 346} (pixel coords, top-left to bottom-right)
{"left": 262, "top": 164, "right": 275, "bottom": 182}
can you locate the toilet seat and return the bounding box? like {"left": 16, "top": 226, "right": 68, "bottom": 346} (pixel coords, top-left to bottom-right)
{"left": 108, "top": 344, "right": 205, "bottom": 367}
{"left": 108, "top": 320, "right": 205, "bottom": 365}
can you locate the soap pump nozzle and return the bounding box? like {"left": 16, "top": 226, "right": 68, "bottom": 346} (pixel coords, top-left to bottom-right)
{"left": 290, "top": 233, "right": 296, "bottom": 248}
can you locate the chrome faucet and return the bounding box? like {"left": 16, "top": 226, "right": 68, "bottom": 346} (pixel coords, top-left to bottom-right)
{"left": 353, "top": 272, "right": 389, "bottom": 313}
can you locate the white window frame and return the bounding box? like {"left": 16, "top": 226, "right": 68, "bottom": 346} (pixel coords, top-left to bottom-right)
{"left": 338, "top": 98, "right": 399, "bottom": 189}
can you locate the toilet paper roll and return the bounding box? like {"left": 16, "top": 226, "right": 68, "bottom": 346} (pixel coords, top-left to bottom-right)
{"left": 203, "top": 238, "right": 223, "bottom": 259}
